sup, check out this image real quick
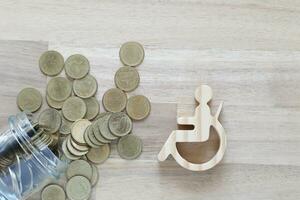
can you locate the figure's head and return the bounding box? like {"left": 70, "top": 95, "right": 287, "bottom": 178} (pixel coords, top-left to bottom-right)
{"left": 195, "top": 85, "right": 213, "bottom": 103}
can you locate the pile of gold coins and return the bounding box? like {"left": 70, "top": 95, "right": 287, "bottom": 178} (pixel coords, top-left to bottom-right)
{"left": 14, "top": 41, "right": 150, "bottom": 200}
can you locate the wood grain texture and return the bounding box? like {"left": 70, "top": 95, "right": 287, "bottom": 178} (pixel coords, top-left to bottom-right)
{"left": 0, "top": 0, "right": 299, "bottom": 199}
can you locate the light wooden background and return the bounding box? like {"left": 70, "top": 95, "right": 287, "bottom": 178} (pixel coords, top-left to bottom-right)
{"left": 0, "top": 0, "right": 300, "bottom": 199}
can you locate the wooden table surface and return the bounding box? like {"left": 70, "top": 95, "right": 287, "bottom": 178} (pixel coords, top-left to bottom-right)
{"left": 0, "top": 1, "right": 300, "bottom": 200}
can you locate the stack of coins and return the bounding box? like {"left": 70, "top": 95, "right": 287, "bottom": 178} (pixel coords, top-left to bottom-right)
{"left": 12, "top": 41, "right": 151, "bottom": 199}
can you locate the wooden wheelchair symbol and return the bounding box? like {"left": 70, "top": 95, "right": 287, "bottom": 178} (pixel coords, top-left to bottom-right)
{"left": 158, "top": 85, "right": 227, "bottom": 171}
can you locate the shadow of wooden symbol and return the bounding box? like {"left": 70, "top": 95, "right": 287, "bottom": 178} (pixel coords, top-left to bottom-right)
{"left": 158, "top": 85, "right": 227, "bottom": 171}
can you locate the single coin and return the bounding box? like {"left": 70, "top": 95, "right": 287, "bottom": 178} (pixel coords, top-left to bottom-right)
{"left": 102, "top": 88, "right": 127, "bottom": 112}
{"left": 84, "top": 97, "right": 100, "bottom": 120}
{"left": 60, "top": 117, "right": 73, "bottom": 136}
{"left": 109, "top": 112, "right": 132, "bottom": 137}
{"left": 38, "top": 108, "right": 62, "bottom": 134}
{"left": 84, "top": 126, "right": 99, "bottom": 148}
{"left": 64, "top": 54, "right": 90, "bottom": 79}
{"left": 47, "top": 77, "right": 72, "bottom": 102}
{"left": 62, "top": 97, "right": 87, "bottom": 122}
{"left": 73, "top": 75, "right": 97, "bottom": 99}
{"left": 17, "top": 88, "right": 42, "bottom": 113}
{"left": 86, "top": 144, "right": 110, "bottom": 164}
{"left": 126, "top": 95, "right": 151, "bottom": 120}
{"left": 90, "top": 165, "right": 99, "bottom": 187}
{"left": 114, "top": 66, "right": 140, "bottom": 92}
{"left": 117, "top": 134, "right": 143, "bottom": 160}
{"left": 39, "top": 51, "right": 64, "bottom": 76}
{"left": 119, "top": 41, "right": 145, "bottom": 67}
{"left": 66, "top": 159, "right": 93, "bottom": 180}
{"left": 66, "top": 176, "right": 91, "bottom": 200}
{"left": 62, "top": 139, "right": 81, "bottom": 160}
{"left": 41, "top": 184, "right": 66, "bottom": 200}
{"left": 67, "top": 136, "right": 88, "bottom": 157}
{"left": 71, "top": 119, "right": 91, "bottom": 145}
{"left": 99, "top": 113, "right": 118, "bottom": 141}
{"left": 46, "top": 95, "right": 64, "bottom": 110}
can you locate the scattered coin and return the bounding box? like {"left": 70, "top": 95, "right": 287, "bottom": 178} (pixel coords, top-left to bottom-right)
{"left": 66, "top": 176, "right": 91, "bottom": 200}
{"left": 73, "top": 75, "right": 98, "bottom": 99}
{"left": 86, "top": 144, "right": 110, "bottom": 164}
{"left": 119, "top": 41, "right": 145, "bottom": 67}
{"left": 41, "top": 184, "right": 66, "bottom": 200}
{"left": 126, "top": 95, "right": 151, "bottom": 120}
{"left": 64, "top": 54, "right": 90, "bottom": 80}
{"left": 98, "top": 113, "right": 118, "bottom": 141}
{"left": 60, "top": 117, "right": 73, "bottom": 136}
{"left": 108, "top": 112, "right": 132, "bottom": 137}
{"left": 47, "top": 77, "right": 72, "bottom": 102}
{"left": 46, "top": 95, "right": 64, "bottom": 110}
{"left": 84, "top": 97, "right": 100, "bottom": 120}
{"left": 90, "top": 165, "right": 99, "bottom": 187}
{"left": 62, "top": 139, "right": 81, "bottom": 160}
{"left": 39, "top": 51, "right": 64, "bottom": 76}
{"left": 71, "top": 119, "right": 91, "bottom": 145}
{"left": 17, "top": 87, "right": 43, "bottom": 113}
{"left": 62, "top": 97, "right": 87, "bottom": 122}
{"left": 102, "top": 88, "right": 127, "bottom": 112}
{"left": 114, "top": 66, "right": 140, "bottom": 92}
{"left": 66, "top": 159, "right": 93, "bottom": 180}
{"left": 117, "top": 134, "right": 143, "bottom": 160}
{"left": 38, "top": 108, "right": 62, "bottom": 134}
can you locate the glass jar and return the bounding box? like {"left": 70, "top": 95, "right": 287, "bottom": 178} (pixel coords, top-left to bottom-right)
{"left": 0, "top": 113, "right": 67, "bottom": 200}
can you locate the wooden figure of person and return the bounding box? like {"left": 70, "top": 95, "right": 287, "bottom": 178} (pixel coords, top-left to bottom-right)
{"left": 158, "top": 85, "right": 227, "bottom": 171}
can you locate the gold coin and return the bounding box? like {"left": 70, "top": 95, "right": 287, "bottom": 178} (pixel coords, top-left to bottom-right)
{"left": 67, "top": 136, "right": 88, "bottom": 157}
{"left": 90, "top": 165, "right": 99, "bottom": 187}
{"left": 117, "top": 134, "right": 143, "bottom": 160}
{"left": 126, "top": 95, "right": 151, "bottom": 120}
{"left": 17, "top": 87, "right": 43, "bottom": 113}
{"left": 39, "top": 51, "right": 64, "bottom": 76}
{"left": 62, "top": 97, "right": 87, "bottom": 122}
{"left": 119, "top": 42, "right": 144, "bottom": 67}
{"left": 102, "top": 88, "right": 127, "bottom": 112}
{"left": 71, "top": 119, "right": 91, "bottom": 145}
{"left": 114, "top": 66, "right": 140, "bottom": 92}
{"left": 38, "top": 108, "right": 62, "bottom": 134}
{"left": 92, "top": 121, "right": 110, "bottom": 144}
{"left": 48, "top": 132, "right": 60, "bottom": 149}
{"left": 98, "top": 113, "right": 118, "bottom": 141}
{"left": 108, "top": 112, "right": 132, "bottom": 137}
{"left": 66, "top": 159, "right": 93, "bottom": 180}
{"left": 64, "top": 54, "right": 90, "bottom": 80}
{"left": 84, "top": 126, "right": 101, "bottom": 148}
{"left": 46, "top": 95, "right": 64, "bottom": 110}
{"left": 66, "top": 176, "right": 91, "bottom": 200}
{"left": 70, "top": 138, "right": 89, "bottom": 152}
{"left": 41, "top": 184, "right": 66, "bottom": 200}
{"left": 60, "top": 117, "right": 73, "bottom": 136}
{"left": 62, "top": 138, "right": 81, "bottom": 160}
{"left": 73, "top": 75, "right": 98, "bottom": 99}
{"left": 83, "top": 97, "right": 100, "bottom": 120}
{"left": 86, "top": 144, "right": 110, "bottom": 164}
{"left": 47, "top": 77, "right": 72, "bottom": 102}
